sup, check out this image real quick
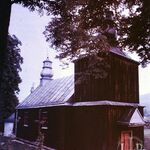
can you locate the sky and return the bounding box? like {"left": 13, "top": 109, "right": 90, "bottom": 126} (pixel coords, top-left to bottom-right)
{"left": 9, "top": 4, "right": 150, "bottom": 102}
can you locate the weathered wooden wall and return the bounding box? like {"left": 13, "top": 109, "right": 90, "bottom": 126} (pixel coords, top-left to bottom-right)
{"left": 75, "top": 52, "right": 139, "bottom": 103}
{"left": 17, "top": 105, "right": 144, "bottom": 150}
{"left": 17, "top": 109, "right": 39, "bottom": 141}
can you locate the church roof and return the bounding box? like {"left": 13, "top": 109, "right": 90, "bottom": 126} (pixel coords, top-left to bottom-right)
{"left": 118, "top": 108, "right": 145, "bottom": 127}
{"left": 17, "top": 75, "right": 74, "bottom": 109}
{"left": 17, "top": 74, "right": 143, "bottom": 109}
{"left": 110, "top": 47, "right": 139, "bottom": 64}
{"left": 17, "top": 49, "right": 138, "bottom": 110}
{"left": 110, "top": 47, "right": 129, "bottom": 58}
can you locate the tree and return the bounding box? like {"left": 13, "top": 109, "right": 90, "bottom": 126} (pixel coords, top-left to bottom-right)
{"left": 0, "top": 0, "right": 47, "bottom": 73}
{"left": 0, "top": 1, "right": 12, "bottom": 112}
{"left": 44, "top": 0, "right": 150, "bottom": 66}
{"left": 0, "top": 35, "right": 23, "bottom": 127}
{"left": 0, "top": 0, "right": 48, "bottom": 130}
{"left": 0, "top": 0, "right": 48, "bottom": 84}
{"left": 119, "top": 0, "right": 150, "bottom": 66}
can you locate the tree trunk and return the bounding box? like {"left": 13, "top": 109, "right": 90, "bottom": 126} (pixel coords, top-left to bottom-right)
{"left": 0, "top": 0, "right": 12, "bottom": 127}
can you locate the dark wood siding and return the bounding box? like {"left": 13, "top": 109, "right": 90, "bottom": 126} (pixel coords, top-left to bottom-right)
{"left": 75, "top": 52, "right": 139, "bottom": 103}
{"left": 44, "top": 107, "right": 65, "bottom": 150}
{"left": 64, "top": 106, "right": 143, "bottom": 150}
{"left": 17, "top": 105, "right": 144, "bottom": 150}
{"left": 17, "top": 109, "right": 39, "bottom": 141}
{"left": 64, "top": 106, "right": 107, "bottom": 150}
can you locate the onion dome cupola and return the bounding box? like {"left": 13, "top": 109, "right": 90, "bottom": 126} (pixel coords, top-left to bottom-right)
{"left": 40, "top": 57, "right": 53, "bottom": 86}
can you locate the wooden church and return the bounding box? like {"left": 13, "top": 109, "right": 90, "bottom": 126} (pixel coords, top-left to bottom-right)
{"left": 16, "top": 46, "right": 145, "bottom": 150}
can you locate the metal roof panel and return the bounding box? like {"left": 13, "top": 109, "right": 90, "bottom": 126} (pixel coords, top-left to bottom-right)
{"left": 17, "top": 75, "right": 74, "bottom": 109}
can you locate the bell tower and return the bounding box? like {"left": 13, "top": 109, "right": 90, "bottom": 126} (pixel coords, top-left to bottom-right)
{"left": 40, "top": 57, "right": 53, "bottom": 86}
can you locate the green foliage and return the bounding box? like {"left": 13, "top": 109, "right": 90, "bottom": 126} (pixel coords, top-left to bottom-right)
{"left": 43, "top": 0, "right": 150, "bottom": 66}
{"left": 0, "top": 35, "right": 23, "bottom": 120}
{"left": 44, "top": 0, "right": 113, "bottom": 62}
{"left": 119, "top": 0, "right": 150, "bottom": 66}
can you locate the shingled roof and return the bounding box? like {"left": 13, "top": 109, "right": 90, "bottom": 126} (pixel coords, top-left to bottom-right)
{"left": 17, "top": 75, "right": 74, "bottom": 109}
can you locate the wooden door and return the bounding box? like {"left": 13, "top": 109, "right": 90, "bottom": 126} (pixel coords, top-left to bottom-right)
{"left": 121, "top": 131, "right": 132, "bottom": 150}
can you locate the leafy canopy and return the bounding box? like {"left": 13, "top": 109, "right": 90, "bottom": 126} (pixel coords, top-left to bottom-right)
{"left": 43, "top": 0, "right": 150, "bottom": 66}
{"left": 0, "top": 35, "right": 23, "bottom": 119}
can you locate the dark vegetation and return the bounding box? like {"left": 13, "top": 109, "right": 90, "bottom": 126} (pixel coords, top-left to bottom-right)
{"left": 0, "top": 35, "right": 22, "bottom": 126}
{"left": 44, "top": 0, "right": 150, "bottom": 66}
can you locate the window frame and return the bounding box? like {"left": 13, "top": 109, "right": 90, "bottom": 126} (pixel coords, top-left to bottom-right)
{"left": 23, "top": 111, "right": 29, "bottom": 127}
{"left": 41, "top": 111, "right": 48, "bottom": 130}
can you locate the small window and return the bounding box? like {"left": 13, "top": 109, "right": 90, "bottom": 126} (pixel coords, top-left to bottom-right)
{"left": 23, "top": 112, "right": 29, "bottom": 127}
{"left": 41, "top": 111, "right": 48, "bottom": 129}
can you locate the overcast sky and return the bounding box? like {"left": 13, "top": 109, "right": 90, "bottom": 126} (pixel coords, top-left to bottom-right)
{"left": 9, "top": 4, "right": 150, "bottom": 102}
